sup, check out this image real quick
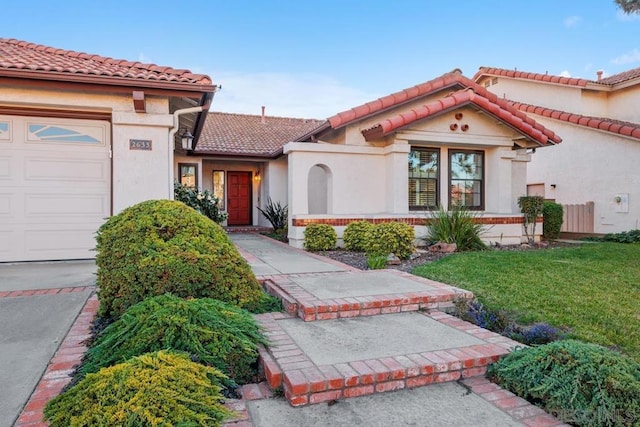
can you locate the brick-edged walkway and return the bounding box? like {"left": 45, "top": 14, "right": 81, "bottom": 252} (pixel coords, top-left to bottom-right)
{"left": 14, "top": 291, "right": 98, "bottom": 427}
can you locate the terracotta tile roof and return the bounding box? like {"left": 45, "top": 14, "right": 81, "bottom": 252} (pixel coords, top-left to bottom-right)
{"left": 362, "top": 88, "right": 559, "bottom": 146}
{"left": 327, "top": 69, "right": 465, "bottom": 129}
{"left": 473, "top": 67, "right": 594, "bottom": 87}
{"left": 196, "top": 112, "right": 325, "bottom": 157}
{"left": 305, "top": 69, "right": 560, "bottom": 146}
{"left": 599, "top": 66, "right": 640, "bottom": 85}
{"left": 509, "top": 101, "right": 640, "bottom": 140}
{"left": 475, "top": 66, "right": 640, "bottom": 88}
{"left": 0, "top": 38, "right": 213, "bottom": 89}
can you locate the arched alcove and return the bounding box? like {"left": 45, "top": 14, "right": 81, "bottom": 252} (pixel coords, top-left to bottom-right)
{"left": 308, "top": 164, "right": 332, "bottom": 214}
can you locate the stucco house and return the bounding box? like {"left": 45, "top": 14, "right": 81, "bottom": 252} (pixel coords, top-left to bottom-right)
{"left": 474, "top": 66, "right": 640, "bottom": 234}
{"left": 189, "top": 70, "right": 563, "bottom": 248}
{"left": 0, "top": 38, "right": 215, "bottom": 262}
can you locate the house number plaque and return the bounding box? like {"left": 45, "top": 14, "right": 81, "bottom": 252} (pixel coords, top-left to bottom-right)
{"left": 129, "top": 139, "right": 152, "bottom": 150}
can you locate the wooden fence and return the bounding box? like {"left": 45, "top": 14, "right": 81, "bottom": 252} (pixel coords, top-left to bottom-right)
{"left": 561, "top": 201, "right": 594, "bottom": 233}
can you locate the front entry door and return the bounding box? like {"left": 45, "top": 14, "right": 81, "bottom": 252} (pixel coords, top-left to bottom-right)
{"left": 227, "top": 171, "right": 252, "bottom": 225}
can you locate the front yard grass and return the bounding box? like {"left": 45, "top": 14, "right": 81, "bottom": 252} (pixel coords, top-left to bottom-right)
{"left": 412, "top": 242, "right": 640, "bottom": 360}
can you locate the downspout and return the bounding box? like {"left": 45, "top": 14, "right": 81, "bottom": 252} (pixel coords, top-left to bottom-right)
{"left": 168, "top": 106, "right": 203, "bottom": 199}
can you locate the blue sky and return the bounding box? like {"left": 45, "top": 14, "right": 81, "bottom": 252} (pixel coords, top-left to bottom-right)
{"left": 3, "top": 1, "right": 639, "bottom": 118}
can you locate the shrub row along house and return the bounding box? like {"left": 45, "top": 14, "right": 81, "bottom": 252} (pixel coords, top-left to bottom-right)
{"left": 1, "top": 38, "right": 566, "bottom": 262}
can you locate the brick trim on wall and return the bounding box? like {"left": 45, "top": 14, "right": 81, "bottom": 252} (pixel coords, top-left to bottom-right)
{"left": 292, "top": 216, "right": 542, "bottom": 227}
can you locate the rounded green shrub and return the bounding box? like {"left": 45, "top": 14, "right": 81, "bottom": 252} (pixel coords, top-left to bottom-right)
{"left": 488, "top": 340, "right": 640, "bottom": 426}
{"left": 364, "top": 222, "right": 415, "bottom": 259}
{"left": 303, "top": 223, "right": 337, "bottom": 251}
{"left": 343, "top": 221, "right": 374, "bottom": 252}
{"left": 44, "top": 351, "right": 231, "bottom": 427}
{"left": 543, "top": 201, "right": 563, "bottom": 239}
{"left": 96, "top": 199, "right": 263, "bottom": 319}
{"left": 80, "top": 294, "right": 267, "bottom": 386}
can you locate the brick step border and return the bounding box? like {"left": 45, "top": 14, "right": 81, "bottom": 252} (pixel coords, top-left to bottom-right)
{"left": 254, "top": 310, "right": 521, "bottom": 407}
{"left": 261, "top": 270, "right": 473, "bottom": 322}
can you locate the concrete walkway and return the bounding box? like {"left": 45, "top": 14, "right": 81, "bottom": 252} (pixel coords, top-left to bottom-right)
{"left": 225, "top": 234, "right": 565, "bottom": 427}
{"left": 0, "top": 261, "right": 95, "bottom": 427}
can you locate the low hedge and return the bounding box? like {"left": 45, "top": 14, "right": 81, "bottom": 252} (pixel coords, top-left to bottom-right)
{"left": 95, "top": 200, "right": 264, "bottom": 319}
{"left": 304, "top": 223, "right": 337, "bottom": 251}
{"left": 364, "top": 222, "right": 415, "bottom": 259}
{"left": 488, "top": 340, "right": 640, "bottom": 426}
{"left": 80, "top": 295, "right": 267, "bottom": 387}
{"left": 543, "top": 201, "right": 563, "bottom": 239}
{"left": 45, "top": 351, "right": 231, "bottom": 427}
{"left": 343, "top": 221, "right": 374, "bottom": 252}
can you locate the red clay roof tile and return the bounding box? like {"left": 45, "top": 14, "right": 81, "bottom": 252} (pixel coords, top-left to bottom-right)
{"left": 509, "top": 101, "right": 640, "bottom": 141}
{"left": 474, "top": 67, "right": 592, "bottom": 87}
{"left": 361, "top": 88, "right": 554, "bottom": 146}
{"left": 475, "top": 65, "right": 640, "bottom": 88}
{"left": 0, "top": 38, "right": 213, "bottom": 89}
{"left": 599, "top": 66, "right": 640, "bottom": 85}
{"left": 196, "top": 112, "right": 325, "bottom": 157}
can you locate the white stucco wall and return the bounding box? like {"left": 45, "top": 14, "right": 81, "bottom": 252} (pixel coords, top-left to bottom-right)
{"left": 0, "top": 84, "right": 174, "bottom": 214}
{"left": 285, "top": 142, "right": 397, "bottom": 216}
{"left": 484, "top": 77, "right": 584, "bottom": 113}
{"left": 607, "top": 88, "right": 640, "bottom": 123}
{"left": 527, "top": 116, "right": 640, "bottom": 233}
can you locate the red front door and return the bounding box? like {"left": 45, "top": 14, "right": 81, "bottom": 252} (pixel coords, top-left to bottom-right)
{"left": 227, "top": 172, "right": 252, "bottom": 225}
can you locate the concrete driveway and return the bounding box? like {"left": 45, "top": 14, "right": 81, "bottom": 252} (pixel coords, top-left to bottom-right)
{"left": 0, "top": 261, "right": 95, "bottom": 427}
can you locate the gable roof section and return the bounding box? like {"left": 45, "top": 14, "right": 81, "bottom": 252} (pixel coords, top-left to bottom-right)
{"left": 599, "top": 66, "right": 640, "bottom": 85}
{"left": 303, "top": 69, "right": 561, "bottom": 146}
{"left": 196, "top": 112, "right": 325, "bottom": 157}
{"left": 474, "top": 66, "right": 640, "bottom": 90}
{"left": 509, "top": 101, "right": 640, "bottom": 140}
{"left": 473, "top": 67, "right": 593, "bottom": 88}
{"left": 328, "top": 69, "right": 465, "bottom": 129}
{"left": 362, "top": 88, "right": 558, "bottom": 146}
{"left": 0, "top": 38, "right": 214, "bottom": 92}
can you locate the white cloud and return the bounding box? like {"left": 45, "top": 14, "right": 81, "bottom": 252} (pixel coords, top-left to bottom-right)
{"left": 559, "top": 70, "right": 572, "bottom": 77}
{"left": 209, "top": 72, "right": 381, "bottom": 119}
{"left": 616, "top": 10, "right": 640, "bottom": 21}
{"left": 137, "top": 52, "right": 153, "bottom": 64}
{"left": 564, "top": 15, "right": 581, "bottom": 27}
{"left": 611, "top": 48, "right": 640, "bottom": 65}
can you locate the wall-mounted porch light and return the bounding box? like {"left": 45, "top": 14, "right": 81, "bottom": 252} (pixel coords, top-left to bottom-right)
{"left": 254, "top": 171, "right": 261, "bottom": 181}
{"left": 180, "top": 128, "right": 195, "bottom": 151}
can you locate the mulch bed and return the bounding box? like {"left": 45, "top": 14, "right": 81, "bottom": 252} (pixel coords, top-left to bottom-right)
{"left": 320, "top": 240, "right": 576, "bottom": 273}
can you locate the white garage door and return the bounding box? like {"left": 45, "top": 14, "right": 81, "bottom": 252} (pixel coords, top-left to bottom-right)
{"left": 0, "top": 115, "right": 110, "bottom": 262}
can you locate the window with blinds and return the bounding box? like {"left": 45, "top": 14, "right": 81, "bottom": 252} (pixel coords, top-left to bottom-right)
{"left": 449, "top": 150, "right": 484, "bottom": 210}
{"left": 408, "top": 148, "right": 439, "bottom": 210}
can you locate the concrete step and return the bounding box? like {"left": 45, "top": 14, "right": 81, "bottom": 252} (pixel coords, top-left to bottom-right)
{"left": 253, "top": 310, "right": 520, "bottom": 407}
{"left": 262, "top": 270, "right": 473, "bottom": 321}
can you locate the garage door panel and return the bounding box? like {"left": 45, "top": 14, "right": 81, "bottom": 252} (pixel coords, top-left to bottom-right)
{"left": 24, "top": 158, "right": 107, "bottom": 182}
{"left": 25, "top": 193, "right": 108, "bottom": 217}
{"left": 0, "top": 194, "right": 10, "bottom": 215}
{"left": 0, "top": 157, "right": 10, "bottom": 179}
{"left": 0, "top": 231, "right": 10, "bottom": 254}
{"left": 25, "top": 227, "right": 98, "bottom": 252}
{"left": 0, "top": 114, "right": 110, "bottom": 262}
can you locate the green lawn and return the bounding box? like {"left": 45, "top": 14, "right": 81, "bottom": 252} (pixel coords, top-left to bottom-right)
{"left": 412, "top": 242, "right": 640, "bottom": 360}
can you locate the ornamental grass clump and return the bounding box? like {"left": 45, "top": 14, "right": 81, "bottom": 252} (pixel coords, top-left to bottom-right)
{"left": 425, "top": 206, "right": 486, "bottom": 251}
{"left": 95, "top": 200, "right": 264, "bottom": 319}
{"left": 44, "top": 351, "right": 231, "bottom": 427}
{"left": 80, "top": 295, "right": 267, "bottom": 387}
{"left": 488, "top": 340, "right": 640, "bottom": 426}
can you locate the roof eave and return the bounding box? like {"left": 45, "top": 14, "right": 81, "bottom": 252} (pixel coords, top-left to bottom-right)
{"left": 0, "top": 68, "right": 216, "bottom": 93}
